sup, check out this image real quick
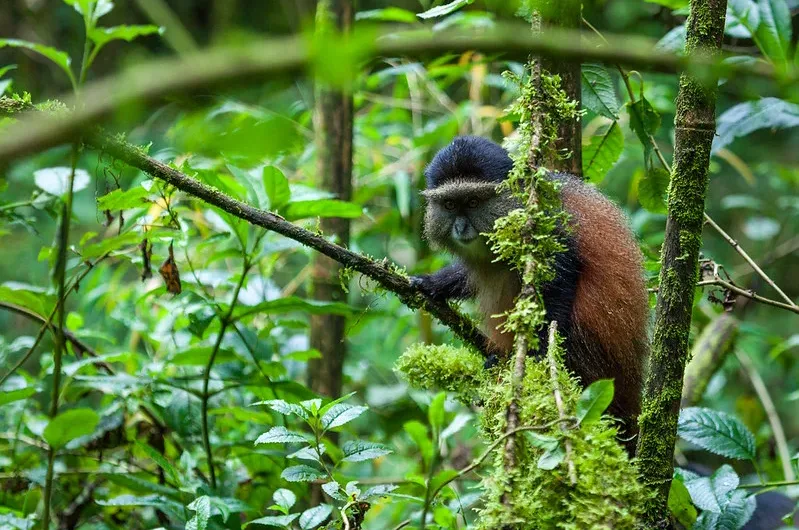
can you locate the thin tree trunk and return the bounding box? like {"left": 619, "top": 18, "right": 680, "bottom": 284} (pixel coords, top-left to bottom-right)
{"left": 308, "top": 0, "right": 353, "bottom": 401}
{"left": 539, "top": 0, "right": 581, "bottom": 176}
{"left": 636, "top": 0, "right": 728, "bottom": 525}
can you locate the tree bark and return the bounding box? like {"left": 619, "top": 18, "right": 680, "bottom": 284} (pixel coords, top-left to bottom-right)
{"left": 635, "top": 0, "right": 728, "bottom": 525}
{"left": 308, "top": 0, "right": 353, "bottom": 400}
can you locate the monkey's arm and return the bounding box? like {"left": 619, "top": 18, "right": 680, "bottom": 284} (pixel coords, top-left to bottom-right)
{"left": 410, "top": 262, "right": 474, "bottom": 301}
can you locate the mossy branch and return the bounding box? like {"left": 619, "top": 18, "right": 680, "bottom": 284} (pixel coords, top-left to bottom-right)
{"left": 635, "top": 0, "right": 729, "bottom": 525}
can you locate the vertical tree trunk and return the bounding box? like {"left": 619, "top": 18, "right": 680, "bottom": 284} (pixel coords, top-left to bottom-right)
{"left": 308, "top": 0, "right": 353, "bottom": 400}
{"left": 636, "top": 0, "right": 728, "bottom": 525}
{"left": 539, "top": 0, "right": 582, "bottom": 176}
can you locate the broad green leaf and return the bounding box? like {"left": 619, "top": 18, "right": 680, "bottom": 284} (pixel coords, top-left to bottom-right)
{"left": 299, "top": 504, "right": 333, "bottom": 529}
{"left": 282, "top": 199, "right": 362, "bottom": 221}
{"left": 235, "top": 297, "right": 354, "bottom": 319}
{"left": 281, "top": 465, "right": 326, "bottom": 483}
{"left": 186, "top": 496, "right": 211, "bottom": 530}
{"left": 88, "top": 24, "right": 161, "bottom": 47}
{"left": 713, "top": 97, "right": 799, "bottom": 152}
{"left": 638, "top": 167, "right": 670, "bottom": 213}
{"left": 404, "top": 420, "right": 433, "bottom": 465}
{"left": 627, "top": 97, "right": 661, "bottom": 147}
{"left": 428, "top": 392, "right": 446, "bottom": 432}
{"left": 693, "top": 490, "right": 755, "bottom": 529}
{"left": 581, "top": 64, "right": 619, "bottom": 119}
{"left": 43, "top": 409, "right": 100, "bottom": 449}
{"left": 655, "top": 25, "right": 686, "bottom": 54}
{"left": 0, "top": 283, "right": 53, "bottom": 317}
{"left": 134, "top": 441, "right": 180, "bottom": 485}
{"left": 429, "top": 469, "right": 459, "bottom": 493}
{"left": 356, "top": 8, "right": 418, "bottom": 23}
{"left": 0, "top": 39, "right": 75, "bottom": 86}
{"left": 668, "top": 477, "right": 697, "bottom": 528}
{"left": 255, "top": 427, "right": 308, "bottom": 445}
{"left": 362, "top": 484, "right": 398, "bottom": 499}
{"left": 255, "top": 399, "right": 308, "bottom": 419}
{"left": 97, "top": 186, "right": 150, "bottom": 211}
{"left": 321, "top": 403, "right": 367, "bottom": 430}
{"left": 754, "top": 0, "right": 791, "bottom": 66}
{"left": 262, "top": 166, "right": 291, "bottom": 210}
{"left": 0, "top": 387, "right": 37, "bottom": 406}
{"left": 80, "top": 232, "right": 141, "bottom": 259}
{"left": 726, "top": 0, "right": 759, "bottom": 38}
{"left": 576, "top": 379, "right": 614, "bottom": 425}
{"left": 680, "top": 465, "right": 739, "bottom": 512}
{"left": 341, "top": 440, "right": 392, "bottom": 462}
{"left": 273, "top": 489, "right": 296, "bottom": 511}
{"left": 34, "top": 167, "right": 91, "bottom": 197}
{"left": 322, "top": 481, "right": 346, "bottom": 501}
{"left": 417, "top": 0, "right": 474, "bottom": 19}
{"left": 582, "top": 121, "right": 624, "bottom": 183}
{"left": 170, "top": 346, "right": 237, "bottom": 366}
{"left": 678, "top": 407, "right": 756, "bottom": 460}
{"left": 284, "top": 349, "right": 322, "bottom": 362}
{"left": 287, "top": 445, "right": 323, "bottom": 462}
{"left": 246, "top": 514, "right": 299, "bottom": 527}
{"left": 537, "top": 444, "right": 565, "bottom": 470}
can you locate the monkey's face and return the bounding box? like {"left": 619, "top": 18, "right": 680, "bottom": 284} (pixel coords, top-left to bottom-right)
{"left": 422, "top": 179, "right": 517, "bottom": 262}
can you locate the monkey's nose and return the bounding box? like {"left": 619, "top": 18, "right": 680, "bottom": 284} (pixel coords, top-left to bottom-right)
{"left": 452, "top": 218, "right": 477, "bottom": 243}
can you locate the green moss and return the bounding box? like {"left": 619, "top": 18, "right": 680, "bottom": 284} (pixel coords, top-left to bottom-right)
{"left": 395, "top": 343, "right": 487, "bottom": 397}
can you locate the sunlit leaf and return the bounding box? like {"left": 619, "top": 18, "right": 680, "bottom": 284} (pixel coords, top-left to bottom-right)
{"left": 576, "top": 379, "right": 615, "bottom": 425}
{"left": 417, "top": 0, "right": 474, "bottom": 19}
{"left": 43, "top": 408, "right": 100, "bottom": 449}
{"left": 356, "top": 7, "right": 418, "bottom": 23}
{"left": 341, "top": 440, "right": 392, "bottom": 462}
{"left": 281, "top": 465, "right": 326, "bottom": 483}
{"left": 273, "top": 489, "right": 296, "bottom": 511}
{"left": 88, "top": 25, "right": 161, "bottom": 47}
{"left": 0, "top": 39, "right": 75, "bottom": 86}
{"left": 754, "top": 0, "right": 791, "bottom": 66}
{"left": 0, "top": 387, "right": 37, "bottom": 407}
{"left": 321, "top": 403, "right": 367, "bottom": 430}
{"left": 299, "top": 504, "right": 332, "bottom": 529}
{"left": 255, "top": 427, "right": 308, "bottom": 445}
{"left": 34, "top": 167, "right": 91, "bottom": 197}
{"left": 282, "top": 199, "right": 362, "bottom": 221}
{"left": 263, "top": 165, "right": 291, "bottom": 211}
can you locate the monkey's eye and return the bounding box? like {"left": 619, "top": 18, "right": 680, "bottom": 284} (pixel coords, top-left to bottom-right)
{"left": 443, "top": 200, "right": 456, "bottom": 211}
{"left": 467, "top": 198, "right": 479, "bottom": 208}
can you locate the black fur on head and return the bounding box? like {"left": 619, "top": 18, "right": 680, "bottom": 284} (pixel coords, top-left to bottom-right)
{"left": 425, "top": 136, "right": 513, "bottom": 188}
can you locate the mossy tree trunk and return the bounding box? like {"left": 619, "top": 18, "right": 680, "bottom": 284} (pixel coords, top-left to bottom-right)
{"left": 308, "top": 0, "right": 354, "bottom": 402}
{"left": 635, "top": 0, "right": 728, "bottom": 525}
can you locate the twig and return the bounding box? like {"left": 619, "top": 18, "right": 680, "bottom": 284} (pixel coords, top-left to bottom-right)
{"left": 739, "top": 478, "right": 799, "bottom": 489}
{"left": 735, "top": 349, "right": 796, "bottom": 482}
{"left": 697, "top": 278, "right": 799, "bottom": 315}
{"left": 546, "top": 321, "right": 577, "bottom": 485}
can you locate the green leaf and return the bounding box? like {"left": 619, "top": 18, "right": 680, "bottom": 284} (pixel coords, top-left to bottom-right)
{"left": 43, "top": 408, "right": 100, "bottom": 449}
{"left": 668, "top": 477, "right": 697, "bottom": 528}
{"left": 678, "top": 465, "right": 755, "bottom": 529}
{"left": 713, "top": 97, "right": 799, "bottom": 153}
{"left": 627, "top": 97, "right": 661, "bottom": 148}
{"left": 0, "top": 284, "right": 53, "bottom": 317}
{"left": 246, "top": 514, "right": 299, "bottom": 528}
{"left": 694, "top": 490, "right": 756, "bottom": 529}
{"left": 322, "top": 481, "right": 346, "bottom": 501}
{"left": 726, "top": 0, "right": 760, "bottom": 38}
{"left": 754, "top": 0, "right": 792, "bottom": 66}
{"left": 0, "top": 387, "right": 37, "bottom": 406}
{"left": 255, "top": 399, "right": 308, "bottom": 419}
{"left": 644, "top": 0, "right": 688, "bottom": 8}
{"left": 429, "top": 469, "right": 459, "bottom": 493}
{"left": 428, "top": 392, "right": 446, "bottom": 433}
{"left": 404, "top": 420, "right": 433, "bottom": 465}
{"left": 255, "top": 426, "right": 308, "bottom": 445}
{"left": 678, "top": 407, "right": 756, "bottom": 460}
{"left": 356, "top": 8, "right": 418, "bottom": 23}
{"left": 97, "top": 185, "right": 151, "bottom": 211}
{"left": 273, "top": 489, "right": 296, "bottom": 511}
{"left": 582, "top": 121, "right": 624, "bottom": 183}
{"left": 34, "top": 167, "right": 91, "bottom": 197}
{"left": 362, "top": 484, "right": 398, "bottom": 499}
{"left": 581, "top": 64, "right": 619, "bottom": 119}
{"left": 63, "top": 0, "right": 114, "bottom": 24}
{"left": 287, "top": 445, "right": 323, "bottom": 462}
{"left": 417, "top": 0, "right": 474, "bottom": 19}
{"left": 262, "top": 166, "right": 291, "bottom": 211}
{"left": 639, "top": 167, "right": 670, "bottom": 213}
{"left": 235, "top": 297, "right": 354, "bottom": 319}
{"left": 0, "top": 39, "right": 75, "bottom": 86}
{"left": 537, "top": 444, "right": 565, "bottom": 470}
{"left": 282, "top": 199, "right": 362, "bottom": 221}
{"left": 576, "top": 379, "right": 614, "bottom": 425}
{"left": 299, "top": 504, "right": 333, "bottom": 529}
{"left": 80, "top": 232, "right": 141, "bottom": 259}
{"left": 281, "top": 465, "right": 326, "bottom": 483}
{"left": 341, "top": 440, "right": 392, "bottom": 462}
{"left": 655, "top": 25, "right": 686, "bottom": 55}
{"left": 88, "top": 24, "right": 161, "bottom": 47}
{"left": 321, "top": 403, "right": 367, "bottom": 430}
{"left": 187, "top": 496, "right": 211, "bottom": 530}
{"left": 134, "top": 441, "right": 180, "bottom": 485}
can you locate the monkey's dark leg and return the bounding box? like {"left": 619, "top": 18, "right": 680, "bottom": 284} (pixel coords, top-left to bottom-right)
{"left": 410, "top": 261, "right": 474, "bottom": 301}
{"left": 538, "top": 233, "right": 581, "bottom": 354}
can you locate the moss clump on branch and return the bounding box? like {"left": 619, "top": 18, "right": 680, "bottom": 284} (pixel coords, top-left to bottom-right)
{"left": 395, "top": 343, "right": 487, "bottom": 397}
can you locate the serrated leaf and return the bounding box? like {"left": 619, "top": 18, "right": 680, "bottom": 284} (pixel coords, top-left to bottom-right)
{"left": 281, "top": 465, "right": 326, "bottom": 483}
{"left": 321, "top": 404, "right": 367, "bottom": 430}
{"left": 34, "top": 167, "right": 91, "bottom": 197}
{"left": 341, "top": 440, "right": 392, "bottom": 462}
{"left": 754, "top": 0, "right": 791, "bottom": 66}
{"left": 713, "top": 97, "right": 799, "bottom": 153}
{"left": 668, "top": 477, "right": 698, "bottom": 528}
{"left": 576, "top": 379, "right": 614, "bottom": 425}
{"left": 287, "top": 445, "right": 323, "bottom": 462}
{"left": 582, "top": 121, "right": 624, "bottom": 183}
{"left": 299, "top": 504, "right": 332, "bottom": 529}
{"left": 255, "top": 426, "right": 308, "bottom": 445}
{"left": 246, "top": 514, "right": 300, "bottom": 528}
{"left": 282, "top": 199, "right": 362, "bottom": 221}
{"left": 254, "top": 399, "right": 308, "bottom": 419}
{"left": 417, "top": 0, "right": 473, "bottom": 19}
{"left": 0, "top": 39, "right": 75, "bottom": 86}
{"left": 43, "top": 408, "right": 99, "bottom": 449}
{"left": 187, "top": 496, "right": 211, "bottom": 530}
{"left": 627, "top": 97, "right": 661, "bottom": 147}
{"left": 273, "top": 488, "right": 296, "bottom": 511}
{"left": 581, "top": 64, "right": 619, "bottom": 119}
{"left": 362, "top": 484, "right": 399, "bottom": 499}
{"left": 88, "top": 24, "right": 161, "bottom": 47}
{"left": 0, "top": 387, "right": 37, "bottom": 406}
{"left": 638, "top": 167, "right": 670, "bottom": 213}
{"left": 693, "top": 489, "right": 756, "bottom": 530}
{"left": 678, "top": 408, "right": 756, "bottom": 460}
{"left": 263, "top": 166, "right": 291, "bottom": 210}
{"left": 322, "top": 481, "right": 346, "bottom": 501}
{"left": 96, "top": 186, "right": 150, "bottom": 211}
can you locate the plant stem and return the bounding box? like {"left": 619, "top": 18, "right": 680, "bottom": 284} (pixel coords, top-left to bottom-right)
{"left": 41, "top": 144, "right": 78, "bottom": 530}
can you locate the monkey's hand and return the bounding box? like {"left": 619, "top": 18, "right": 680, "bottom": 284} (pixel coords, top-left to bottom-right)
{"left": 409, "top": 274, "right": 448, "bottom": 301}
{"left": 409, "top": 263, "right": 473, "bottom": 301}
